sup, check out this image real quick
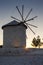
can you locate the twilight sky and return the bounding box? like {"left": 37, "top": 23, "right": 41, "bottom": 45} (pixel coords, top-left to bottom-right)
{"left": 0, "top": 0, "right": 43, "bottom": 48}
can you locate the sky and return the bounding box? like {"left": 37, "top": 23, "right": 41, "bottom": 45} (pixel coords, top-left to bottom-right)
{"left": 0, "top": 0, "right": 43, "bottom": 48}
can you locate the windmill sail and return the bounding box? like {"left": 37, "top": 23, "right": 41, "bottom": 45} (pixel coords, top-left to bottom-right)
{"left": 25, "top": 8, "right": 32, "bottom": 20}
{"left": 11, "top": 5, "right": 38, "bottom": 34}
{"left": 16, "top": 6, "right": 22, "bottom": 19}
{"left": 11, "top": 16, "right": 21, "bottom": 22}
{"left": 22, "top": 5, "right": 24, "bottom": 21}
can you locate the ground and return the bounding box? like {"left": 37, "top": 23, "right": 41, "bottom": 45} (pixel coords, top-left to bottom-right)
{"left": 0, "top": 48, "right": 43, "bottom": 65}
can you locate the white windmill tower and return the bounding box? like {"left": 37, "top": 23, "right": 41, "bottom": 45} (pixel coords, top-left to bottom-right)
{"left": 2, "top": 5, "right": 37, "bottom": 48}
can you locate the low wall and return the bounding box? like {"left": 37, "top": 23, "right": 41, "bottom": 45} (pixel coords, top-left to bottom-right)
{"left": 0, "top": 48, "right": 43, "bottom": 55}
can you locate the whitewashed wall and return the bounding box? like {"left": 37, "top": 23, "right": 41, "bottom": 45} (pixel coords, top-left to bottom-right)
{"left": 3, "top": 25, "right": 26, "bottom": 48}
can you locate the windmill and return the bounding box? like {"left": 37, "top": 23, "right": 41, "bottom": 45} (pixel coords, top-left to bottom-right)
{"left": 2, "top": 5, "right": 38, "bottom": 48}
{"left": 11, "top": 5, "right": 38, "bottom": 34}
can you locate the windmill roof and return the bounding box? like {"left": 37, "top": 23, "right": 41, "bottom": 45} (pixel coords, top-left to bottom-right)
{"left": 7, "top": 20, "right": 19, "bottom": 25}
{"left": 2, "top": 20, "right": 27, "bottom": 29}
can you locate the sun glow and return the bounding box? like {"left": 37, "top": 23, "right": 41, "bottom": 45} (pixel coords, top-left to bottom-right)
{"left": 26, "top": 30, "right": 35, "bottom": 48}
{"left": 26, "top": 38, "right": 32, "bottom": 48}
